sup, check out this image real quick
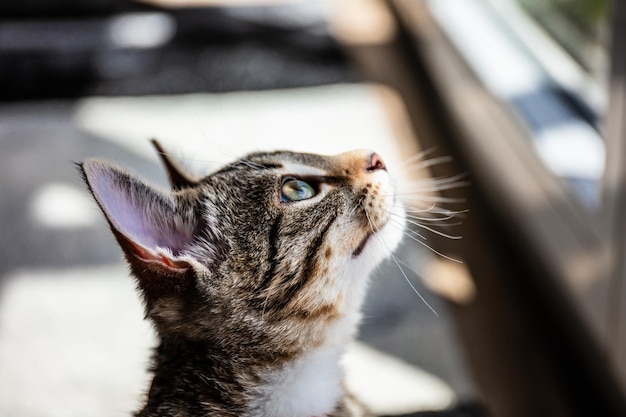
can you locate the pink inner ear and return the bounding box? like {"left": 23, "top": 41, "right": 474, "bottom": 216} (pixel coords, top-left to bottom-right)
{"left": 129, "top": 241, "right": 191, "bottom": 270}
{"left": 85, "top": 160, "right": 195, "bottom": 258}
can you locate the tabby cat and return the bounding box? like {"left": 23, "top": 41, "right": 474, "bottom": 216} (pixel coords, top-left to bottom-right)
{"left": 80, "top": 140, "right": 405, "bottom": 417}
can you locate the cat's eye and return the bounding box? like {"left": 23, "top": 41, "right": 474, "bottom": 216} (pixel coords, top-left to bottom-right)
{"left": 281, "top": 178, "right": 316, "bottom": 202}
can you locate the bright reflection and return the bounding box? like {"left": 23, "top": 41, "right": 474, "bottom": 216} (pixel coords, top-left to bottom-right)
{"left": 344, "top": 342, "right": 456, "bottom": 414}
{"left": 108, "top": 13, "right": 176, "bottom": 49}
{"left": 30, "top": 183, "right": 99, "bottom": 229}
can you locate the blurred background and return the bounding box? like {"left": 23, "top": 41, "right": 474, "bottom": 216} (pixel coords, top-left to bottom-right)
{"left": 1, "top": 1, "right": 625, "bottom": 417}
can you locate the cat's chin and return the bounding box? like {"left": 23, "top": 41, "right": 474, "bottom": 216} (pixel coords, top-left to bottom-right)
{"left": 351, "top": 231, "right": 375, "bottom": 258}
{"left": 353, "top": 202, "right": 405, "bottom": 268}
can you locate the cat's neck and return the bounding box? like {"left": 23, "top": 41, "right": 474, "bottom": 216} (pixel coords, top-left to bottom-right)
{"left": 140, "top": 309, "right": 362, "bottom": 417}
{"left": 249, "top": 308, "right": 363, "bottom": 417}
{"left": 250, "top": 339, "right": 345, "bottom": 417}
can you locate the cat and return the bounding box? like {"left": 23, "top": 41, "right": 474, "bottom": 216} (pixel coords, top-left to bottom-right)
{"left": 79, "top": 140, "right": 406, "bottom": 417}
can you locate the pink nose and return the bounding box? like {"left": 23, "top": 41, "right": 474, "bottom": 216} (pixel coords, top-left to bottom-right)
{"left": 366, "top": 152, "right": 386, "bottom": 172}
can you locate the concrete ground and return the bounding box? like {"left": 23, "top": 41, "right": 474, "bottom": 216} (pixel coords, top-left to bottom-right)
{"left": 0, "top": 84, "right": 476, "bottom": 417}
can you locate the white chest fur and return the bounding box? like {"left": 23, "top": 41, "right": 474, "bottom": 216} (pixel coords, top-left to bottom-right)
{"left": 247, "top": 312, "right": 361, "bottom": 417}
{"left": 254, "top": 345, "right": 344, "bottom": 417}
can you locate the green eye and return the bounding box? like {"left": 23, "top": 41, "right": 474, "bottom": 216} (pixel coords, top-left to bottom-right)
{"left": 281, "top": 178, "right": 316, "bottom": 202}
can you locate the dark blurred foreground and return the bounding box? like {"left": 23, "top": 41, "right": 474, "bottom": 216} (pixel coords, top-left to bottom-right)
{"left": 0, "top": 0, "right": 356, "bottom": 100}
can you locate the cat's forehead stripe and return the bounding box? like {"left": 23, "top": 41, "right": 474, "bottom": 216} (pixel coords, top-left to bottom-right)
{"left": 281, "top": 161, "right": 328, "bottom": 177}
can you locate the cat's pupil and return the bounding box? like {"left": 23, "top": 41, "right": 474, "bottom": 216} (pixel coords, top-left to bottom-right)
{"left": 281, "top": 178, "right": 316, "bottom": 202}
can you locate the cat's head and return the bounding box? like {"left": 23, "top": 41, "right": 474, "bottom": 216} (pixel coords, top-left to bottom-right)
{"left": 80, "top": 142, "right": 405, "bottom": 347}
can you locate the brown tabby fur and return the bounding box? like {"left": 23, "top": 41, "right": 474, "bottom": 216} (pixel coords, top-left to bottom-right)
{"left": 80, "top": 141, "right": 405, "bottom": 417}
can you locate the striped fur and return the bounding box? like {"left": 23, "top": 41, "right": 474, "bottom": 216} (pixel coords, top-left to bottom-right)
{"left": 80, "top": 145, "right": 405, "bottom": 417}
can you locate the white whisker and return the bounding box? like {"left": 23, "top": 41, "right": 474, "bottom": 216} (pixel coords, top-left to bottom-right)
{"left": 386, "top": 209, "right": 465, "bottom": 235}
{"left": 390, "top": 218, "right": 427, "bottom": 240}
{"left": 401, "top": 155, "right": 454, "bottom": 173}
{"left": 363, "top": 207, "right": 439, "bottom": 316}
{"left": 395, "top": 194, "right": 466, "bottom": 204}
{"left": 405, "top": 218, "right": 463, "bottom": 240}
{"left": 348, "top": 198, "right": 365, "bottom": 220}
{"left": 401, "top": 183, "right": 469, "bottom": 193}
{"left": 388, "top": 250, "right": 439, "bottom": 316}
{"left": 400, "top": 203, "right": 467, "bottom": 218}
{"left": 403, "top": 213, "right": 460, "bottom": 222}
{"left": 408, "top": 219, "right": 463, "bottom": 228}
{"left": 404, "top": 207, "right": 468, "bottom": 216}
{"left": 401, "top": 229, "right": 463, "bottom": 264}
{"left": 402, "top": 175, "right": 470, "bottom": 192}
{"left": 401, "top": 181, "right": 468, "bottom": 190}
{"left": 400, "top": 202, "right": 442, "bottom": 214}
{"left": 395, "top": 258, "right": 436, "bottom": 286}
{"left": 398, "top": 147, "right": 439, "bottom": 169}
{"left": 405, "top": 172, "right": 469, "bottom": 186}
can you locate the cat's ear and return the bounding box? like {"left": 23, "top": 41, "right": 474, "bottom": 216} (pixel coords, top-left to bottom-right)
{"left": 80, "top": 159, "right": 200, "bottom": 295}
{"left": 151, "top": 139, "right": 199, "bottom": 190}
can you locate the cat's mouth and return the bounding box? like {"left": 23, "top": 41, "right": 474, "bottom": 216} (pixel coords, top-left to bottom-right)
{"left": 351, "top": 232, "right": 373, "bottom": 258}
{"left": 351, "top": 218, "right": 390, "bottom": 258}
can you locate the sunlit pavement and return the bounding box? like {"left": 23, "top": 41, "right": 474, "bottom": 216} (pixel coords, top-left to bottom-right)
{"left": 0, "top": 85, "right": 475, "bottom": 416}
